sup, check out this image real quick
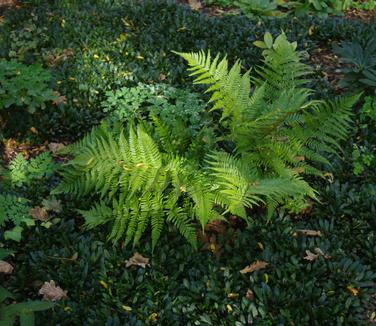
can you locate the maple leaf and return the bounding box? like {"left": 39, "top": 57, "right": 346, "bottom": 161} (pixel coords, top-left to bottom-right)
{"left": 125, "top": 253, "right": 150, "bottom": 268}
{"left": 42, "top": 198, "right": 63, "bottom": 213}
{"left": 0, "top": 260, "right": 14, "bottom": 274}
{"left": 240, "top": 260, "right": 269, "bottom": 274}
{"left": 39, "top": 280, "right": 67, "bottom": 301}
{"left": 30, "top": 206, "right": 49, "bottom": 221}
{"left": 294, "top": 229, "right": 322, "bottom": 237}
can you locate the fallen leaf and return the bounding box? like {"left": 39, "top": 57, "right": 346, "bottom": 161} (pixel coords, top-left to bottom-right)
{"left": 347, "top": 285, "right": 359, "bottom": 296}
{"left": 99, "top": 280, "right": 109, "bottom": 289}
{"left": 42, "top": 198, "right": 63, "bottom": 213}
{"left": 125, "top": 252, "right": 150, "bottom": 268}
{"left": 304, "top": 248, "right": 331, "bottom": 261}
{"left": 0, "top": 260, "right": 13, "bottom": 274}
{"left": 52, "top": 92, "right": 67, "bottom": 105}
{"left": 240, "top": 260, "right": 269, "bottom": 274}
{"left": 149, "top": 312, "right": 158, "bottom": 322}
{"left": 188, "top": 0, "right": 202, "bottom": 10}
{"left": 227, "top": 292, "right": 239, "bottom": 299}
{"left": 303, "top": 249, "right": 319, "bottom": 261}
{"left": 30, "top": 127, "right": 38, "bottom": 134}
{"left": 30, "top": 207, "right": 49, "bottom": 221}
{"left": 122, "top": 305, "right": 132, "bottom": 312}
{"left": 245, "top": 289, "right": 254, "bottom": 301}
{"left": 48, "top": 142, "right": 66, "bottom": 153}
{"left": 295, "top": 229, "right": 322, "bottom": 237}
{"left": 39, "top": 280, "right": 67, "bottom": 301}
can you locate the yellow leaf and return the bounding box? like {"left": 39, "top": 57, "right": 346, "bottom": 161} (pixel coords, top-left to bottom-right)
{"left": 122, "top": 305, "right": 132, "bottom": 312}
{"left": 227, "top": 293, "right": 239, "bottom": 299}
{"left": 347, "top": 285, "right": 359, "bottom": 296}
{"left": 226, "top": 304, "right": 233, "bottom": 313}
{"left": 149, "top": 313, "right": 158, "bottom": 322}
{"left": 99, "top": 280, "right": 109, "bottom": 289}
{"left": 257, "top": 242, "right": 264, "bottom": 250}
{"left": 30, "top": 127, "right": 38, "bottom": 134}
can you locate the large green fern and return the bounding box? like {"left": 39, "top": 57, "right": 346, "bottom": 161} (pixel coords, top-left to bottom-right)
{"left": 56, "top": 33, "right": 359, "bottom": 249}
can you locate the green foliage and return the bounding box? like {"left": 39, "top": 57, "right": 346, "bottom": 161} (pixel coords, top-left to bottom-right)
{"left": 0, "top": 250, "right": 53, "bottom": 326}
{"left": 0, "top": 194, "right": 33, "bottom": 242}
{"left": 56, "top": 33, "right": 358, "bottom": 249}
{"left": 293, "top": 0, "right": 352, "bottom": 16}
{"left": 54, "top": 124, "right": 207, "bottom": 250}
{"left": 3, "top": 211, "right": 375, "bottom": 325}
{"left": 0, "top": 152, "right": 58, "bottom": 241}
{"left": 101, "top": 83, "right": 214, "bottom": 156}
{"left": 333, "top": 37, "right": 376, "bottom": 93}
{"left": 351, "top": 144, "right": 374, "bottom": 176}
{"left": 177, "top": 32, "right": 359, "bottom": 215}
{"left": 234, "top": 0, "right": 286, "bottom": 18}
{"left": 0, "top": 60, "right": 56, "bottom": 113}
{"left": 3, "top": 152, "right": 57, "bottom": 188}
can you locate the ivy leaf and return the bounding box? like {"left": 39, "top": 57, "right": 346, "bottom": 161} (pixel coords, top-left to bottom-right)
{"left": 240, "top": 260, "right": 269, "bottom": 274}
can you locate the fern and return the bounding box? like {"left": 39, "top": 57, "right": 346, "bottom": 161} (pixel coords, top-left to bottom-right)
{"left": 177, "top": 32, "right": 359, "bottom": 212}
{"left": 57, "top": 33, "right": 359, "bottom": 249}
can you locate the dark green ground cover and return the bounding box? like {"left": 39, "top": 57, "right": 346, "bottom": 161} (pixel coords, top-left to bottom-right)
{"left": 0, "top": 0, "right": 375, "bottom": 325}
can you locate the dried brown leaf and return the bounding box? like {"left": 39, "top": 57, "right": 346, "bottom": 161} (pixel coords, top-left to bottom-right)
{"left": 30, "top": 206, "right": 49, "bottom": 221}
{"left": 240, "top": 260, "right": 269, "bottom": 274}
{"left": 0, "top": 260, "right": 13, "bottom": 274}
{"left": 295, "top": 229, "right": 322, "bottom": 237}
{"left": 188, "top": 0, "right": 202, "bottom": 10}
{"left": 52, "top": 92, "right": 67, "bottom": 105}
{"left": 304, "top": 248, "right": 331, "bottom": 261}
{"left": 39, "top": 280, "right": 67, "bottom": 301}
{"left": 125, "top": 252, "right": 150, "bottom": 268}
{"left": 245, "top": 289, "right": 254, "bottom": 301}
{"left": 48, "top": 142, "right": 66, "bottom": 153}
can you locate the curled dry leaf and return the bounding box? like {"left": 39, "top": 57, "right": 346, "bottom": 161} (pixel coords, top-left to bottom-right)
{"left": 39, "top": 280, "right": 67, "bottom": 301}
{"left": 125, "top": 252, "right": 150, "bottom": 268}
{"left": 0, "top": 260, "right": 14, "bottom": 274}
{"left": 304, "top": 248, "right": 331, "bottom": 261}
{"left": 30, "top": 206, "right": 49, "bottom": 221}
{"left": 294, "top": 229, "right": 322, "bottom": 237}
{"left": 245, "top": 289, "right": 254, "bottom": 301}
{"left": 240, "top": 260, "right": 269, "bottom": 274}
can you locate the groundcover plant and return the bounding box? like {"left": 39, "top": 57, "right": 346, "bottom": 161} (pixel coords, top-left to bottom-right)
{"left": 0, "top": 0, "right": 375, "bottom": 325}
